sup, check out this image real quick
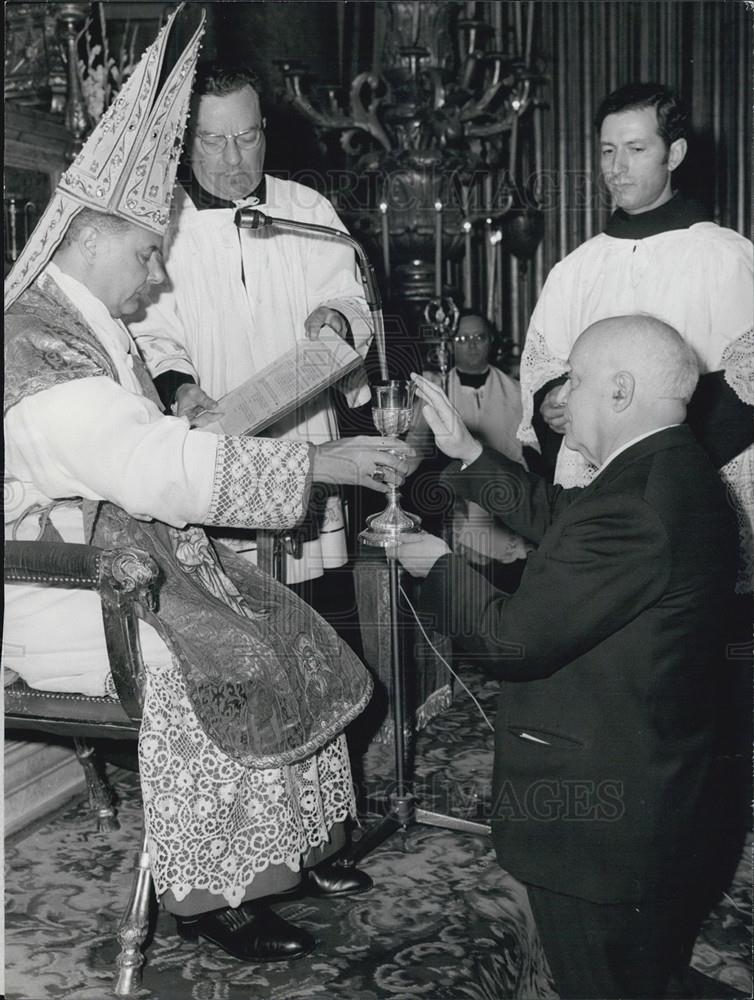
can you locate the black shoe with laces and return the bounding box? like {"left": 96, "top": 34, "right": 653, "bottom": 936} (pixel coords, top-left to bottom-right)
{"left": 176, "top": 902, "right": 315, "bottom": 962}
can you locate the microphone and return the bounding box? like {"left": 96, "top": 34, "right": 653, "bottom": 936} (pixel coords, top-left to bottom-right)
{"left": 235, "top": 207, "right": 388, "bottom": 380}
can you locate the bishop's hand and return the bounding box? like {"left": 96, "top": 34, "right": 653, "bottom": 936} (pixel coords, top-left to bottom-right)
{"left": 173, "top": 383, "right": 224, "bottom": 428}
{"left": 311, "top": 436, "right": 416, "bottom": 493}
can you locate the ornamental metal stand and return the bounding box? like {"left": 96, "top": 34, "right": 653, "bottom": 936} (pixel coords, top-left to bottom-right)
{"left": 345, "top": 378, "right": 490, "bottom": 869}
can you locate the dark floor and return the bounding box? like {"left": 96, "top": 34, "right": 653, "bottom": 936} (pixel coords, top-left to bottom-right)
{"left": 5, "top": 665, "right": 753, "bottom": 1000}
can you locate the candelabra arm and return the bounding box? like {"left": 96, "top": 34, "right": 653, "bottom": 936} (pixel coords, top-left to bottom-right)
{"left": 56, "top": 2, "right": 92, "bottom": 152}
{"left": 423, "top": 67, "right": 446, "bottom": 110}
{"left": 466, "top": 116, "right": 516, "bottom": 139}
{"left": 287, "top": 92, "right": 354, "bottom": 131}
{"left": 460, "top": 80, "right": 506, "bottom": 120}
{"left": 349, "top": 72, "right": 393, "bottom": 152}
{"left": 516, "top": 79, "right": 533, "bottom": 116}
{"left": 284, "top": 75, "right": 393, "bottom": 154}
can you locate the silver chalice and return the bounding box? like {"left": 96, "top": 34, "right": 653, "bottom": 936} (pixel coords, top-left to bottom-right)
{"left": 359, "top": 380, "right": 422, "bottom": 547}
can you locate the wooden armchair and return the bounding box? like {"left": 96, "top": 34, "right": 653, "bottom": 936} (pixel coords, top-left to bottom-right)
{"left": 4, "top": 539, "right": 159, "bottom": 996}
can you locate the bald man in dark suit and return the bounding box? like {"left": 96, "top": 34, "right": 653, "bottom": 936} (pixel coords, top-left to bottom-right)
{"left": 394, "top": 316, "right": 739, "bottom": 999}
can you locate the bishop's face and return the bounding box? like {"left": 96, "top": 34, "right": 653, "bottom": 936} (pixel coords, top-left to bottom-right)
{"left": 90, "top": 223, "right": 166, "bottom": 318}
{"left": 189, "top": 86, "right": 266, "bottom": 201}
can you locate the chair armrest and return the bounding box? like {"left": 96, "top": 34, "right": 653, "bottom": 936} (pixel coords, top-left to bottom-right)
{"left": 4, "top": 541, "right": 161, "bottom": 722}
{"left": 5, "top": 540, "right": 105, "bottom": 587}
{"left": 4, "top": 540, "right": 158, "bottom": 594}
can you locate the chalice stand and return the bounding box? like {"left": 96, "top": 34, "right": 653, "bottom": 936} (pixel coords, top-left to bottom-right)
{"left": 348, "top": 380, "right": 490, "bottom": 869}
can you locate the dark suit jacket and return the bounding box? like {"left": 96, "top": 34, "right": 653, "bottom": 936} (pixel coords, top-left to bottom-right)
{"left": 419, "top": 425, "right": 738, "bottom": 904}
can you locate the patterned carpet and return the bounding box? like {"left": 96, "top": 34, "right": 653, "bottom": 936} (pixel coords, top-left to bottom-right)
{"left": 5, "top": 666, "right": 752, "bottom": 1000}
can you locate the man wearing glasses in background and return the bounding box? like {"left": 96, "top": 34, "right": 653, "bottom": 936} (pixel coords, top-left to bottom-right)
{"left": 130, "top": 65, "right": 373, "bottom": 659}
{"left": 444, "top": 312, "right": 532, "bottom": 593}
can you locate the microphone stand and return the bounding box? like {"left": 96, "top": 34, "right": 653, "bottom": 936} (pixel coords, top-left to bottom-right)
{"left": 235, "top": 208, "right": 490, "bottom": 864}
{"left": 235, "top": 208, "right": 388, "bottom": 381}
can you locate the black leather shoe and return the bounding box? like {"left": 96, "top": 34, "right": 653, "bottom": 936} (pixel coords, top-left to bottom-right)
{"left": 176, "top": 903, "right": 315, "bottom": 962}
{"left": 306, "top": 860, "right": 373, "bottom": 897}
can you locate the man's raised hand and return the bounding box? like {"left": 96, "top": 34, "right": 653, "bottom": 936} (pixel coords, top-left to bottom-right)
{"left": 540, "top": 385, "right": 568, "bottom": 433}
{"left": 410, "top": 373, "right": 482, "bottom": 466}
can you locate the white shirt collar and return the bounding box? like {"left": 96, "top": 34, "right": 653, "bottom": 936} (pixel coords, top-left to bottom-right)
{"left": 46, "top": 262, "right": 130, "bottom": 346}
{"left": 597, "top": 424, "right": 681, "bottom": 475}
{"left": 45, "top": 262, "right": 141, "bottom": 391}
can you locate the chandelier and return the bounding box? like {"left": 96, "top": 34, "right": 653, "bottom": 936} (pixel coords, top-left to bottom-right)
{"left": 277, "top": 0, "right": 546, "bottom": 360}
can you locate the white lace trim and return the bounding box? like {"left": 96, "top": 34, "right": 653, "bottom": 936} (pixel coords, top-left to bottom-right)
{"left": 719, "top": 445, "right": 754, "bottom": 595}
{"left": 139, "top": 658, "right": 356, "bottom": 906}
{"left": 517, "top": 324, "right": 569, "bottom": 450}
{"left": 554, "top": 445, "right": 598, "bottom": 488}
{"left": 721, "top": 328, "right": 754, "bottom": 405}
{"left": 206, "top": 436, "right": 311, "bottom": 529}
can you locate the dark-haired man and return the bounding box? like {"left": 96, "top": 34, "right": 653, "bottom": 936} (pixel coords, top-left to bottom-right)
{"left": 130, "top": 65, "right": 372, "bottom": 637}
{"left": 518, "top": 84, "right": 752, "bottom": 556}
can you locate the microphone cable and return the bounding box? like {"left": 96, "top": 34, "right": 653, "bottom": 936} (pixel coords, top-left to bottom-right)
{"left": 398, "top": 581, "right": 496, "bottom": 734}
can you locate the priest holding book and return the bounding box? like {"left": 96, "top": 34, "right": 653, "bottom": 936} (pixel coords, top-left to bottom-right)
{"left": 130, "top": 63, "right": 373, "bottom": 644}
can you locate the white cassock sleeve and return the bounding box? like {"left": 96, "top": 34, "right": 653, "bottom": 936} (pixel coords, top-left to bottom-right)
{"left": 127, "top": 293, "right": 200, "bottom": 385}
{"left": 5, "top": 376, "right": 312, "bottom": 530}
{"left": 4, "top": 376, "right": 312, "bottom": 694}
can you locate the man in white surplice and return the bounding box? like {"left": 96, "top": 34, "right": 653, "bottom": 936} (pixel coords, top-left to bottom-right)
{"left": 517, "top": 82, "right": 753, "bottom": 593}
{"left": 130, "top": 65, "right": 372, "bottom": 616}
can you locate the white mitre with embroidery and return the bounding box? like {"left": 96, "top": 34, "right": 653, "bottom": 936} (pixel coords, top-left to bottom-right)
{"left": 4, "top": 2, "right": 205, "bottom": 310}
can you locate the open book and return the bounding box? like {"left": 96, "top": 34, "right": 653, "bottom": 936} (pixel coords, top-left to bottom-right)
{"left": 200, "top": 333, "right": 363, "bottom": 436}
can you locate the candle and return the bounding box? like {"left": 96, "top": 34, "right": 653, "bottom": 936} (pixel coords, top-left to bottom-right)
{"left": 462, "top": 219, "right": 473, "bottom": 306}
{"left": 492, "top": 1, "right": 503, "bottom": 50}
{"left": 487, "top": 227, "right": 502, "bottom": 321}
{"left": 485, "top": 219, "right": 494, "bottom": 317}
{"left": 483, "top": 174, "right": 493, "bottom": 318}
{"left": 379, "top": 201, "right": 391, "bottom": 295}
{"left": 461, "top": 184, "right": 472, "bottom": 306}
{"left": 434, "top": 200, "right": 443, "bottom": 298}
{"left": 411, "top": 0, "right": 420, "bottom": 44}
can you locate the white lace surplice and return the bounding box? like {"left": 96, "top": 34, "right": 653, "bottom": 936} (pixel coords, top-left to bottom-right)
{"left": 5, "top": 267, "right": 358, "bottom": 906}
{"left": 140, "top": 662, "right": 355, "bottom": 905}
